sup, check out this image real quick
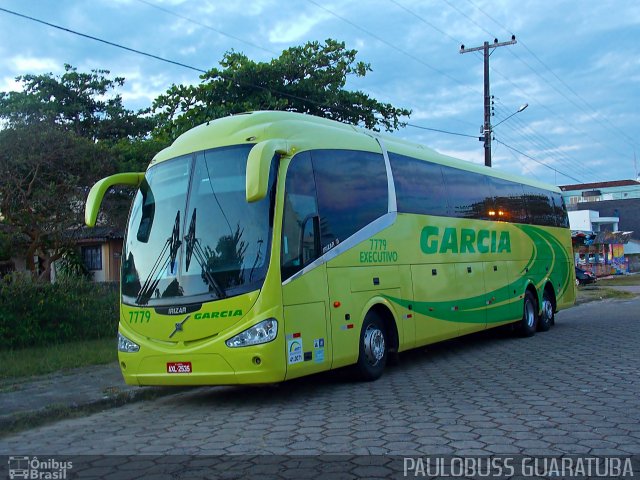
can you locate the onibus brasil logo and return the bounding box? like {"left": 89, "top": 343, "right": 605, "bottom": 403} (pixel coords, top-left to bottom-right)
{"left": 8, "top": 456, "right": 72, "bottom": 479}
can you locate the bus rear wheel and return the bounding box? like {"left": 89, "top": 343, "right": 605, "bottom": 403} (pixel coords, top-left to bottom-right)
{"left": 355, "top": 311, "right": 388, "bottom": 381}
{"left": 538, "top": 290, "right": 555, "bottom": 332}
{"left": 518, "top": 290, "right": 538, "bottom": 337}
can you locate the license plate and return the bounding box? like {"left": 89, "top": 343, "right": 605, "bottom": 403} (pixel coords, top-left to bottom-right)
{"left": 167, "top": 362, "right": 192, "bottom": 374}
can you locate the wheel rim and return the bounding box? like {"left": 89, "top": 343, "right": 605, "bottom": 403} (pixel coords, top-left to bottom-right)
{"left": 364, "top": 324, "right": 385, "bottom": 366}
{"left": 525, "top": 299, "right": 536, "bottom": 328}
{"left": 576, "top": 278, "right": 580, "bottom": 287}
{"left": 542, "top": 298, "right": 553, "bottom": 323}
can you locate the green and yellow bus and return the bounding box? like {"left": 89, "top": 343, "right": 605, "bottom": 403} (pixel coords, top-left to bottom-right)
{"left": 85, "top": 111, "right": 576, "bottom": 385}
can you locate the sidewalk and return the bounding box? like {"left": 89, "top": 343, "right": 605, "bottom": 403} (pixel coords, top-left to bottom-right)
{"left": 0, "top": 362, "right": 175, "bottom": 434}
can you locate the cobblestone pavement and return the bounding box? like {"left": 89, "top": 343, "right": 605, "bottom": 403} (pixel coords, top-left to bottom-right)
{"left": 2, "top": 297, "right": 639, "bottom": 460}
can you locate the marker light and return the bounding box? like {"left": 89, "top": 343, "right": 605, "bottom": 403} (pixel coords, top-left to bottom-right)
{"left": 118, "top": 332, "right": 140, "bottom": 353}
{"left": 226, "top": 319, "right": 278, "bottom": 348}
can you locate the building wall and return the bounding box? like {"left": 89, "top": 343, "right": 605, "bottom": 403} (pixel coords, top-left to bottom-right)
{"left": 80, "top": 239, "right": 123, "bottom": 283}
{"left": 569, "top": 198, "right": 640, "bottom": 241}
{"left": 561, "top": 181, "right": 640, "bottom": 206}
{"left": 568, "top": 211, "right": 594, "bottom": 231}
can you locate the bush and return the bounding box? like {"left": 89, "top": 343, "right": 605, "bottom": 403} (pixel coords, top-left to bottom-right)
{"left": 0, "top": 276, "right": 119, "bottom": 349}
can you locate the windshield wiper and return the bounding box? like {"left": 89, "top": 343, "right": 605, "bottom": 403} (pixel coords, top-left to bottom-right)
{"left": 184, "top": 209, "right": 226, "bottom": 299}
{"left": 135, "top": 211, "right": 182, "bottom": 305}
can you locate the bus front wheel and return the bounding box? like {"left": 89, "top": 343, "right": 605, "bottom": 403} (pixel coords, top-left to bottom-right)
{"left": 355, "top": 311, "right": 388, "bottom": 381}
{"left": 518, "top": 290, "right": 538, "bottom": 337}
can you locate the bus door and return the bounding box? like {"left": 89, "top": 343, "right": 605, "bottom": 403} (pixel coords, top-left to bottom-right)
{"left": 280, "top": 153, "right": 331, "bottom": 380}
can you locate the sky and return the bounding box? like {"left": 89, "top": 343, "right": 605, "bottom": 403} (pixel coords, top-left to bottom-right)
{"left": 0, "top": 0, "right": 639, "bottom": 187}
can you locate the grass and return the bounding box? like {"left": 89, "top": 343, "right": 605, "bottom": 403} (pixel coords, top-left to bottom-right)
{"left": 596, "top": 275, "right": 640, "bottom": 287}
{"left": 576, "top": 285, "right": 636, "bottom": 305}
{"left": 0, "top": 337, "right": 117, "bottom": 382}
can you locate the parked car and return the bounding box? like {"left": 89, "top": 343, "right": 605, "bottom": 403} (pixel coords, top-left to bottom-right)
{"left": 575, "top": 266, "right": 596, "bottom": 286}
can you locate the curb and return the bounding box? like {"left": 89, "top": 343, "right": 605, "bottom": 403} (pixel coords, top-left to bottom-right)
{"left": 0, "top": 385, "right": 180, "bottom": 436}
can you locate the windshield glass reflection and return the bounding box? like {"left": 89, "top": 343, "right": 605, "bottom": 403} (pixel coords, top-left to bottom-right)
{"left": 122, "top": 144, "right": 274, "bottom": 306}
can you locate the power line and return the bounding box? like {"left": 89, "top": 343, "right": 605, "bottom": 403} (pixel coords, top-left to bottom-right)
{"left": 404, "top": 123, "right": 477, "bottom": 138}
{"left": 494, "top": 139, "right": 583, "bottom": 183}
{"left": 306, "top": 0, "right": 470, "bottom": 90}
{"left": 133, "top": 0, "right": 279, "bottom": 56}
{"left": 492, "top": 103, "right": 596, "bottom": 178}
{"left": 463, "top": 0, "right": 638, "bottom": 151}
{"left": 0, "top": 6, "right": 208, "bottom": 74}
{"left": 0, "top": 6, "right": 411, "bottom": 126}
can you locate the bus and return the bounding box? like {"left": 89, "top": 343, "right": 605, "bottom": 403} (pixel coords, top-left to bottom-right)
{"left": 85, "top": 110, "right": 576, "bottom": 385}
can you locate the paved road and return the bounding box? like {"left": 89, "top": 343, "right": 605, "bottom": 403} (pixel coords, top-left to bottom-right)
{"left": 2, "top": 297, "right": 639, "bottom": 469}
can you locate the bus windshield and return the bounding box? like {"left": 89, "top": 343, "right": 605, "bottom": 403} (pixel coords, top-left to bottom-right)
{"left": 121, "top": 144, "right": 274, "bottom": 306}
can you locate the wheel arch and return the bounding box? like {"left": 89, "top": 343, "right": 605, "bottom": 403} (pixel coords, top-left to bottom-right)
{"left": 543, "top": 280, "right": 557, "bottom": 313}
{"left": 362, "top": 300, "right": 400, "bottom": 356}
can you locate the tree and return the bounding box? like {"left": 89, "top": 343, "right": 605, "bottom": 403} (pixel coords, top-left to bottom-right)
{"left": 0, "top": 124, "right": 111, "bottom": 280}
{"left": 0, "top": 63, "right": 155, "bottom": 142}
{"left": 153, "top": 39, "right": 411, "bottom": 140}
{"left": 0, "top": 65, "right": 158, "bottom": 280}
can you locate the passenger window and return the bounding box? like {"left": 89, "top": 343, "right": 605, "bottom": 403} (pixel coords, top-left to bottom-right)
{"left": 311, "top": 150, "right": 387, "bottom": 252}
{"left": 281, "top": 152, "right": 320, "bottom": 280}
{"left": 389, "top": 153, "right": 449, "bottom": 216}
{"left": 551, "top": 192, "right": 570, "bottom": 227}
{"left": 487, "top": 177, "right": 528, "bottom": 223}
{"left": 523, "top": 186, "right": 555, "bottom": 226}
{"left": 442, "top": 166, "right": 494, "bottom": 220}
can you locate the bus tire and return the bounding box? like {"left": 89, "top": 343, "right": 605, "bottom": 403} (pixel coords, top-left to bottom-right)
{"left": 518, "top": 290, "right": 538, "bottom": 337}
{"left": 355, "top": 311, "right": 388, "bottom": 381}
{"left": 538, "top": 290, "right": 554, "bottom": 332}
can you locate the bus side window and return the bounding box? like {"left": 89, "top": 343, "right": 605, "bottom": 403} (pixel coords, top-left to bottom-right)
{"left": 281, "top": 152, "right": 320, "bottom": 280}
{"left": 523, "top": 186, "right": 555, "bottom": 226}
{"left": 311, "top": 150, "right": 387, "bottom": 252}
{"left": 441, "top": 166, "right": 494, "bottom": 220}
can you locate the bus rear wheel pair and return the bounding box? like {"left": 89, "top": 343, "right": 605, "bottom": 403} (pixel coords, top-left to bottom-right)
{"left": 519, "top": 289, "right": 555, "bottom": 337}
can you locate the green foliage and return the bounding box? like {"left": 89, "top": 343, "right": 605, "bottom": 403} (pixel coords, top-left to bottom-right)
{"left": 0, "top": 64, "right": 155, "bottom": 141}
{"left": 0, "top": 277, "right": 119, "bottom": 349}
{"left": 153, "top": 39, "right": 411, "bottom": 140}
{"left": 112, "top": 136, "right": 169, "bottom": 173}
{"left": 0, "top": 123, "right": 111, "bottom": 279}
{"left": 0, "top": 229, "right": 17, "bottom": 261}
{"left": 56, "top": 248, "right": 92, "bottom": 280}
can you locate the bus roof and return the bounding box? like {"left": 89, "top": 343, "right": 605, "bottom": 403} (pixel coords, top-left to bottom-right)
{"left": 152, "top": 110, "right": 561, "bottom": 193}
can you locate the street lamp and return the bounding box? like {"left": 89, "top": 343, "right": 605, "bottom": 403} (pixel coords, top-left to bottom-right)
{"left": 482, "top": 103, "right": 528, "bottom": 167}
{"left": 493, "top": 103, "right": 528, "bottom": 129}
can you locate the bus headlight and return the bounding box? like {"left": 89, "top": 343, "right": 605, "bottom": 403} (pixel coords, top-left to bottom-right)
{"left": 226, "top": 319, "right": 278, "bottom": 348}
{"left": 118, "top": 332, "right": 140, "bottom": 353}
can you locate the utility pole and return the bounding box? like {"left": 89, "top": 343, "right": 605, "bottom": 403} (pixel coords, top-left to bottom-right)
{"left": 460, "top": 35, "right": 517, "bottom": 167}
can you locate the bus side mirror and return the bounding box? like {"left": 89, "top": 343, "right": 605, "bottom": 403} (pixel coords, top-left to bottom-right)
{"left": 246, "top": 139, "right": 289, "bottom": 203}
{"left": 85, "top": 172, "right": 145, "bottom": 227}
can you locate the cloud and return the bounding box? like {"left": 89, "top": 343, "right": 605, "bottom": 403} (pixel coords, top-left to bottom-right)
{"left": 9, "top": 56, "right": 60, "bottom": 74}
{"left": 268, "top": 11, "right": 332, "bottom": 44}
{"left": 0, "top": 76, "right": 22, "bottom": 93}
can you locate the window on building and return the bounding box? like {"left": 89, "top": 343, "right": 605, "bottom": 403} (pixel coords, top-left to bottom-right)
{"left": 82, "top": 245, "right": 102, "bottom": 271}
